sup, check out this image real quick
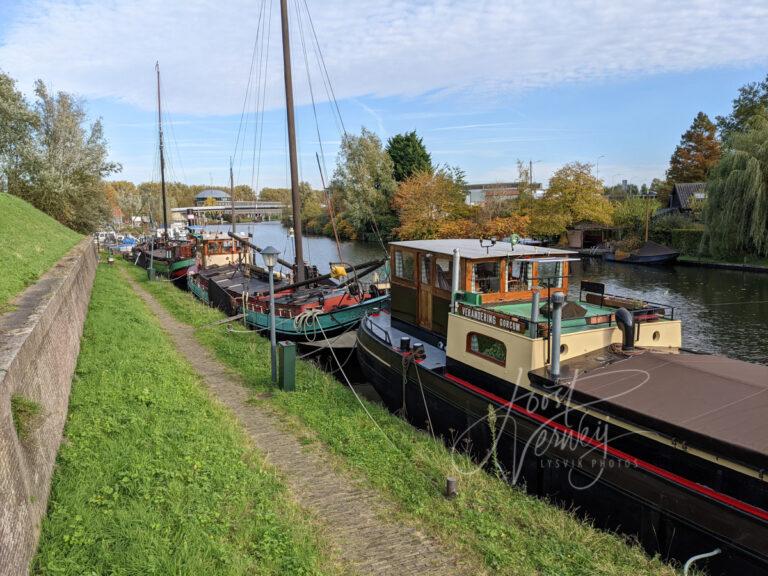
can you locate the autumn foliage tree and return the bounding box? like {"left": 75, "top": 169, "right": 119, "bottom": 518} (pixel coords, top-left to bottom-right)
{"left": 530, "top": 162, "right": 612, "bottom": 236}
{"left": 666, "top": 112, "right": 721, "bottom": 183}
{"left": 393, "top": 169, "right": 466, "bottom": 239}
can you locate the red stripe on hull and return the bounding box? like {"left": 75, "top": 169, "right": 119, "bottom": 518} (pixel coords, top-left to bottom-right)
{"left": 442, "top": 372, "right": 768, "bottom": 522}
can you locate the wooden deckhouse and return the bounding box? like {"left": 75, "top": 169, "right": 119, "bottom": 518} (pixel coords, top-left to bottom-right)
{"left": 389, "top": 239, "right": 574, "bottom": 336}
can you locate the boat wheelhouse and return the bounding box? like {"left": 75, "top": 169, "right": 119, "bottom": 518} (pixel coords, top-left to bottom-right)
{"left": 357, "top": 238, "right": 767, "bottom": 574}
{"left": 388, "top": 238, "right": 680, "bottom": 380}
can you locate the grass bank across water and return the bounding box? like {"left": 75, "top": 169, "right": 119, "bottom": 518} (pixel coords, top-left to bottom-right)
{"left": 123, "top": 261, "right": 677, "bottom": 576}
{"left": 34, "top": 265, "right": 339, "bottom": 575}
{"left": 0, "top": 194, "right": 81, "bottom": 310}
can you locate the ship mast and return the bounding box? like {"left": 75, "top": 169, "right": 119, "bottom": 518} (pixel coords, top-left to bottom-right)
{"left": 156, "top": 62, "right": 169, "bottom": 241}
{"left": 279, "top": 0, "right": 305, "bottom": 281}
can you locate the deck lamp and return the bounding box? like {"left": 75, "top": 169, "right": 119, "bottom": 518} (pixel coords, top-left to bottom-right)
{"left": 261, "top": 245, "right": 280, "bottom": 383}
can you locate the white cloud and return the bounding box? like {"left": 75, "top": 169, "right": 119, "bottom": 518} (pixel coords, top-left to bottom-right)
{"left": 1, "top": 0, "right": 767, "bottom": 115}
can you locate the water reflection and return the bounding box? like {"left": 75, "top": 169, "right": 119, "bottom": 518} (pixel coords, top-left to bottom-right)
{"left": 570, "top": 259, "right": 768, "bottom": 363}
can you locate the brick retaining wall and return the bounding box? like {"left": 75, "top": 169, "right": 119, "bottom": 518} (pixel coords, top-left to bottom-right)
{"left": 0, "top": 238, "right": 97, "bottom": 575}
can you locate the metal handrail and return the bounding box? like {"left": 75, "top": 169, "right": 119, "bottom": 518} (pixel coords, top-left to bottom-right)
{"left": 364, "top": 314, "right": 392, "bottom": 345}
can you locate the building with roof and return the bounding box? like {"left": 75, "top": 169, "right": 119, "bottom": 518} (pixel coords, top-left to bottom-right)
{"left": 465, "top": 182, "right": 519, "bottom": 205}
{"left": 194, "top": 189, "right": 231, "bottom": 206}
{"left": 669, "top": 182, "right": 706, "bottom": 212}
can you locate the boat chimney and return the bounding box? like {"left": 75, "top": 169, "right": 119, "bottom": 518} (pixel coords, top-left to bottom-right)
{"left": 615, "top": 307, "right": 635, "bottom": 351}
{"left": 549, "top": 292, "right": 566, "bottom": 379}
{"left": 451, "top": 248, "right": 461, "bottom": 311}
{"left": 528, "top": 289, "right": 540, "bottom": 338}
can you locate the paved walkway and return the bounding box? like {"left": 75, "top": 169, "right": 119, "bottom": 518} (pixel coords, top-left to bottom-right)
{"left": 124, "top": 274, "right": 473, "bottom": 576}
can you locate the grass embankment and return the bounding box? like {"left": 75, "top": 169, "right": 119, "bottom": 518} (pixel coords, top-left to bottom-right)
{"left": 34, "top": 265, "right": 340, "bottom": 575}
{"left": 678, "top": 254, "right": 768, "bottom": 269}
{"left": 0, "top": 194, "right": 81, "bottom": 311}
{"left": 123, "top": 261, "right": 675, "bottom": 576}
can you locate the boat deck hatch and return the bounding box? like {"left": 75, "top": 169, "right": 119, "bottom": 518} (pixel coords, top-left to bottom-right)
{"left": 530, "top": 351, "right": 768, "bottom": 471}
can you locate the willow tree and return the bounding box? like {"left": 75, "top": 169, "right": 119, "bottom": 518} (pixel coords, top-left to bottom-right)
{"left": 702, "top": 113, "right": 768, "bottom": 258}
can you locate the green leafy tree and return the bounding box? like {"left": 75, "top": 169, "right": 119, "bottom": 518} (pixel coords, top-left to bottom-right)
{"left": 8, "top": 81, "right": 120, "bottom": 233}
{"left": 702, "top": 112, "right": 768, "bottom": 258}
{"left": 386, "top": 131, "right": 432, "bottom": 182}
{"left": 331, "top": 128, "right": 397, "bottom": 239}
{"left": 716, "top": 74, "right": 768, "bottom": 141}
{"left": 650, "top": 177, "right": 673, "bottom": 207}
{"left": 666, "top": 112, "right": 721, "bottom": 183}
{"left": 530, "top": 162, "right": 613, "bottom": 236}
{"left": 613, "top": 196, "right": 660, "bottom": 237}
{"left": 259, "top": 187, "right": 291, "bottom": 205}
{"left": 0, "top": 72, "right": 36, "bottom": 185}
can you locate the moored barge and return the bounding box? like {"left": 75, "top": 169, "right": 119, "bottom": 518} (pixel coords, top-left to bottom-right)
{"left": 356, "top": 238, "right": 767, "bottom": 574}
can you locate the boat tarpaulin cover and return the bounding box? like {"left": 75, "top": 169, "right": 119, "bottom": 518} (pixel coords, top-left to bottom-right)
{"left": 557, "top": 352, "right": 768, "bottom": 470}
{"left": 632, "top": 241, "right": 679, "bottom": 257}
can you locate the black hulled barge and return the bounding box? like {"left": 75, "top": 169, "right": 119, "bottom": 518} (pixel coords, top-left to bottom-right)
{"left": 356, "top": 238, "right": 767, "bottom": 574}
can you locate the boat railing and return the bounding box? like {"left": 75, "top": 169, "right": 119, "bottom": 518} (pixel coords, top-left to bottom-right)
{"left": 364, "top": 314, "right": 392, "bottom": 345}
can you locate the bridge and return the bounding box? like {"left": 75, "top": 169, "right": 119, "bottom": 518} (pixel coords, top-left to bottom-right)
{"left": 171, "top": 201, "right": 287, "bottom": 221}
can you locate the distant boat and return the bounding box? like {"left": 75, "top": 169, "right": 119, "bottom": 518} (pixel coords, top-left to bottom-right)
{"left": 604, "top": 240, "right": 680, "bottom": 265}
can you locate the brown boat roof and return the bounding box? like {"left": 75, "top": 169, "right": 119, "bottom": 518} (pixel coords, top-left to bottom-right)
{"left": 534, "top": 352, "right": 768, "bottom": 471}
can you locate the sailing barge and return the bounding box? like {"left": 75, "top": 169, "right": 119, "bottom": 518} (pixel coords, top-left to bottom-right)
{"left": 356, "top": 238, "right": 767, "bottom": 574}
{"left": 187, "top": 232, "right": 388, "bottom": 340}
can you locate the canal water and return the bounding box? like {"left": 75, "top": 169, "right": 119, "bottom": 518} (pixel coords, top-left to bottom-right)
{"left": 208, "top": 222, "right": 768, "bottom": 364}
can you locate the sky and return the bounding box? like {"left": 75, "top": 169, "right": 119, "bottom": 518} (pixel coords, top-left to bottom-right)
{"left": 0, "top": 0, "right": 767, "bottom": 192}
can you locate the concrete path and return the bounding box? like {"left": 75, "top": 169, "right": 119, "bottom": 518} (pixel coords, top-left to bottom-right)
{"left": 124, "top": 274, "right": 473, "bottom": 576}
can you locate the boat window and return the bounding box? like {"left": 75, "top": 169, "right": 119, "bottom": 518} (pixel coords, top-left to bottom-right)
{"left": 394, "top": 250, "right": 415, "bottom": 282}
{"left": 223, "top": 241, "right": 233, "bottom": 252}
{"left": 507, "top": 259, "right": 530, "bottom": 292}
{"left": 435, "top": 257, "right": 452, "bottom": 290}
{"left": 537, "top": 260, "right": 563, "bottom": 288}
{"left": 467, "top": 332, "right": 506, "bottom": 365}
{"left": 472, "top": 261, "right": 500, "bottom": 293}
{"left": 420, "top": 253, "right": 432, "bottom": 284}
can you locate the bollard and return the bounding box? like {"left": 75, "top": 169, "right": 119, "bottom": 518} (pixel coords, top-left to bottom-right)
{"left": 278, "top": 341, "right": 296, "bottom": 391}
{"left": 445, "top": 477, "right": 458, "bottom": 499}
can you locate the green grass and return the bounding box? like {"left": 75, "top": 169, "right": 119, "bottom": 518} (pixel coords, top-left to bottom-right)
{"left": 11, "top": 394, "right": 43, "bottom": 441}
{"left": 678, "top": 254, "right": 768, "bottom": 268}
{"left": 123, "top": 261, "right": 677, "bottom": 576}
{"left": 34, "top": 265, "right": 341, "bottom": 576}
{"left": 0, "top": 194, "right": 82, "bottom": 310}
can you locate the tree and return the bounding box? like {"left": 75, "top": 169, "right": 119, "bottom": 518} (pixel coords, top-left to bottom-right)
{"left": 8, "top": 81, "right": 120, "bottom": 233}
{"left": 613, "top": 196, "right": 661, "bottom": 237}
{"left": 530, "top": 162, "right": 612, "bottom": 236}
{"left": 666, "top": 112, "right": 721, "bottom": 183}
{"left": 650, "top": 177, "right": 673, "bottom": 207}
{"left": 716, "top": 74, "right": 768, "bottom": 141}
{"left": 702, "top": 112, "right": 768, "bottom": 258}
{"left": 259, "top": 187, "right": 291, "bottom": 205}
{"left": 331, "top": 128, "right": 397, "bottom": 239}
{"left": 386, "top": 131, "right": 432, "bottom": 182}
{"left": 394, "top": 169, "right": 467, "bottom": 239}
{"left": 0, "top": 73, "right": 36, "bottom": 185}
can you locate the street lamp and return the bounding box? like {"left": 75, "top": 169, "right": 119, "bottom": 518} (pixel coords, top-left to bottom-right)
{"left": 261, "top": 245, "right": 280, "bottom": 383}
{"left": 595, "top": 155, "right": 605, "bottom": 181}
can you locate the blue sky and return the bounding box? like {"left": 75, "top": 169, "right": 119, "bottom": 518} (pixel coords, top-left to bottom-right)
{"left": 1, "top": 0, "right": 767, "bottom": 191}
